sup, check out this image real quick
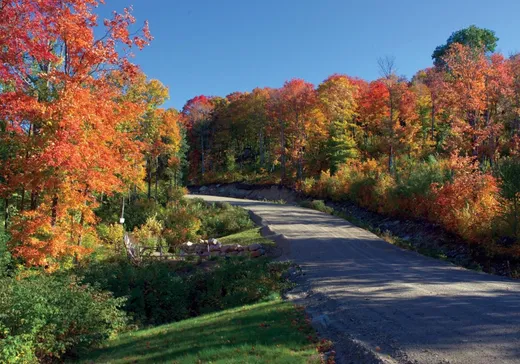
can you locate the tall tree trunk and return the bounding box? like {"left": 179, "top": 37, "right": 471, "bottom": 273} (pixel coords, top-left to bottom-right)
{"left": 4, "top": 198, "right": 8, "bottom": 231}
{"left": 388, "top": 145, "right": 394, "bottom": 172}
{"left": 280, "top": 120, "right": 286, "bottom": 182}
{"left": 485, "top": 107, "right": 495, "bottom": 165}
{"left": 74, "top": 211, "right": 85, "bottom": 265}
{"left": 147, "top": 156, "right": 152, "bottom": 199}
{"left": 51, "top": 195, "right": 58, "bottom": 226}
{"left": 20, "top": 187, "right": 25, "bottom": 212}
{"left": 259, "top": 129, "right": 265, "bottom": 167}
{"left": 20, "top": 123, "right": 34, "bottom": 213}
{"left": 30, "top": 190, "right": 38, "bottom": 210}
{"left": 155, "top": 156, "right": 159, "bottom": 200}
{"left": 468, "top": 110, "right": 478, "bottom": 157}
{"left": 388, "top": 94, "right": 395, "bottom": 173}
{"left": 200, "top": 134, "right": 205, "bottom": 177}
{"left": 297, "top": 147, "right": 304, "bottom": 182}
{"left": 167, "top": 178, "right": 173, "bottom": 203}
{"left": 431, "top": 101, "right": 435, "bottom": 142}
{"left": 512, "top": 197, "right": 519, "bottom": 239}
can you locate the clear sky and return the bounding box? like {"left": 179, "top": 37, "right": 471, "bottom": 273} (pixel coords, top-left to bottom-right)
{"left": 96, "top": 0, "right": 520, "bottom": 110}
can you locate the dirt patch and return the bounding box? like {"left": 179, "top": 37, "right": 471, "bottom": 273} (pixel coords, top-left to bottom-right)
{"left": 189, "top": 183, "right": 520, "bottom": 279}
{"left": 190, "top": 183, "right": 302, "bottom": 203}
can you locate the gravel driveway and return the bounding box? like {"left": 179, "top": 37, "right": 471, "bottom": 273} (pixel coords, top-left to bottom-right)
{"left": 189, "top": 195, "right": 520, "bottom": 364}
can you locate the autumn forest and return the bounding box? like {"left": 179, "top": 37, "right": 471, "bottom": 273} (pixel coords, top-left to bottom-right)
{"left": 1, "top": 0, "right": 520, "bottom": 362}
{"left": 183, "top": 28, "right": 520, "bottom": 252}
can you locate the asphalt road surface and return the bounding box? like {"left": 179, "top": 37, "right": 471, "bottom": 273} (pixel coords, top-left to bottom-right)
{"left": 189, "top": 195, "right": 520, "bottom": 364}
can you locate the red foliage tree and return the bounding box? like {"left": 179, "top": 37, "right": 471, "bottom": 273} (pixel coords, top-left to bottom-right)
{"left": 0, "top": 0, "right": 152, "bottom": 268}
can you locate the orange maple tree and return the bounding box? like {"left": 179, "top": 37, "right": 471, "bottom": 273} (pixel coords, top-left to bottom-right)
{"left": 0, "top": 0, "right": 153, "bottom": 267}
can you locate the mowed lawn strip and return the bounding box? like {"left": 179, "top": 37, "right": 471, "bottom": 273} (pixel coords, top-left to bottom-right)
{"left": 219, "top": 227, "right": 275, "bottom": 247}
{"left": 78, "top": 299, "right": 321, "bottom": 364}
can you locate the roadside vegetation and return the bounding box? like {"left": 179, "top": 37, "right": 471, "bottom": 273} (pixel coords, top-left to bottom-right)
{"left": 181, "top": 26, "right": 520, "bottom": 267}
{"left": 1, "top": 188, "right": 329, "bottom": 363}
{"left": 1, "top": 184, "right": 330, "bottom": 363}
{"left": 77, "top": 300, "right": 323, "bottom": 364}
{"left": 219, "top": 227, "right": 275, "bottom": 247}
{"left": 299, "top": 200, "right": 334, "bottom": 215}
{"left": 0, "top": 2, "right": 326, "bottom": 362}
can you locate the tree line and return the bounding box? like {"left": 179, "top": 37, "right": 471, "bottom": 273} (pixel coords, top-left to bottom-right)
{"left": 0, "top": 1, "right": 185, "bottom": 268}
{"left": 181, "top": 26, "right": 520, "bottom": 249}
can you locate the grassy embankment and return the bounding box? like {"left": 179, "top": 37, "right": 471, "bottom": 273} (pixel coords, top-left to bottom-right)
{"left": 78, "top": 299, "right": 322, "bottom": 364}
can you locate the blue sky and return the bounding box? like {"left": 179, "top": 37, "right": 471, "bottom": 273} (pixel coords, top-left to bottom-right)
{"left": 96, "top": 0, "right": 520, "bottom": 110}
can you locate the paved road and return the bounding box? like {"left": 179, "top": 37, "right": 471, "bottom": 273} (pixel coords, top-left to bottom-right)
{"left": 191, "top": 195, "right": 520, "bottom": 364}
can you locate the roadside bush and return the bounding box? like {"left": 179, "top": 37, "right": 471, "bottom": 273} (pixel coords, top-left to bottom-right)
{"left": 81, "top": 259, "right": 189, "bottom": 325}
{"left": 431, "top": 167, "right": 501, "bottom": 242}
{"left": 496, "top": 158, "right": 520, "bottom": 241}
{"left": 298, "top": 155, "right": 504, "bottom": 246}
{"left": 185, "top": 198, "right": 254, "bottom": 238}
{"left": 96, "top": 196, "right": 164, "bottom": 232}
{"left": 0, "top": 274, "right": 127, "bottom": 363}
{"left": 79, "top": 258, "right": 291, "bottom": 326}
{"left": 300, "top": 200, "right": 333, "bottom": 214}
{"left": 97, "top": 223, "right": 124, "bottom": 247}
{"left": 0, "top": 232, "right": 13, "bottom": 278}
{"left": 198, "top": 204, "right": 254, "bottom": 238}
{"left": 348, "top": 174, "right": 377, "bottom": 208}
{"left": 162, "top": 203, "right": 201, "bottom": 248}
{"left": 133, "top": 215, "right": 167, "bottom": 255}
{"left": 124, "top": 198, "right": 165, "bottom": 231}
{"left": 371, "top": 172, "right": 397, "bottom": 214}
{"left": 300, "top": 177, "right": 318, "bottom": 197}
{"left": 301, "top": 169, "right": 350, "bottom": 201}
{"left": 391, "top": 156, "right": 449, "bottom": 217}
{"left": 188, "top": 258, "right": 291, "bottom": 315}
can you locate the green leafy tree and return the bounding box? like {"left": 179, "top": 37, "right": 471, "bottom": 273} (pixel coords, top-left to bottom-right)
{"left": 326, "top": 120, "right": 359, "bottom": 175}
{"left": 432, "top": 25, "right": 498, "bottom": 67}
{"left": 317, "top": 74, "right": 360, "bottom": 175}
{"left": 497, "top": 158, "right": 520, "bottom": 240}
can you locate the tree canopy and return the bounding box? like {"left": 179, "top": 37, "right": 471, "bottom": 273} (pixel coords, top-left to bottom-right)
{"left": 432, "top": 25, "right": 498, "bottom": 67}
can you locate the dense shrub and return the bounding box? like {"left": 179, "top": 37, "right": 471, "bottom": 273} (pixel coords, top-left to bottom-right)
{"left": 431, "top": 170, "right": 501, "bottom": 242}
{"left": 299, "top": 155, "right": 505, "bottom": 246}
{"left": 80, "top": 258, "right": 291, "bottom": 326}
{"left": 123, "top": 198, "right": 166, "bottom": 231}
{"left": 81, "top": 259, "right": 189, "bottom": 325}
{"left": 161, "top": 203, "right": 201, "bottom": 248}
{"left": 98, "top": 196, "right": 256, "bottom": 256}
{"left": 198, "top": 203, "right": 254, "bottom": 238}
{"left": 186, "top": 259, "right": 289, "bottom": 315}
{"left": 185, "top": 198, "right": 254, "bottom": 238}
{"left": 496, "top": 158, "right": 520, "bottom": 240}
{"left": 97, "top": 223, "right": 124, "bottom": 246}
{"left": 0, "top": 232, "right": 13, "bottom": 278}
{"left": 0, "top": 274, "right": 127, "bottom": 363}
{"left": 132, "top": 215, "right": 167, "bottom": 254}
{"left": 95, "top": 196, "right": 165, "bottom": 232}
{"left": 391, "top": 156, "right": 449, "bottom": 216}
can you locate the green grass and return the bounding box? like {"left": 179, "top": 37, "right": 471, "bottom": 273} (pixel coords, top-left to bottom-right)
{"left": 299, "top": 200, "right": 334, "bottom": 214}
{"left": 261, "top": 199, "right": 287, "bottom": 205}
{"left": 219, "top": 227, "right": 275, "bottom": 246}
{"left": 77, "top": 299, "right": 321, "bottom": 364}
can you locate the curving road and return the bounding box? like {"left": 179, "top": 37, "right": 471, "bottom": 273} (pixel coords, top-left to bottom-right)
{"left": 190, "top": 194, "right": 520, "bottom": 364}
